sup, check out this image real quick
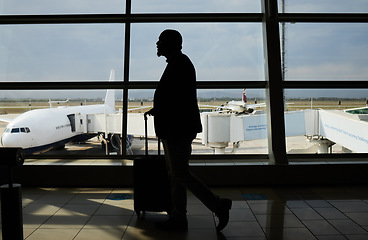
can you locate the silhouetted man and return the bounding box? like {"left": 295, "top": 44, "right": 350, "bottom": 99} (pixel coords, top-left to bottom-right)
{"left": 145, "top": 29, "right": 232, "bottom": 232}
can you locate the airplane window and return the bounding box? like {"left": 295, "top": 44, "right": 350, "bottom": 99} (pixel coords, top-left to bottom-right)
{"left": 20, "top": 128, "right": 26, "bottom": 133}
{"left": 5, "top": 128, "right": 10, "bottom": 133}
{"left": 26, "top": 127, "right": 31, "bottom": 133}
{"left": 11, "top": 128, "right": 20, "bottom": 133}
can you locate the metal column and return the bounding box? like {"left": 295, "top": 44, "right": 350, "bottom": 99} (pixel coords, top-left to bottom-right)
{"left": 261, "top": 0, "right": 288, "bottom": 164}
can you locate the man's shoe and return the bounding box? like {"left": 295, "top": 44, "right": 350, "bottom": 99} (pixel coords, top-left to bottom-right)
{"left": 156, "top": 217, "right": 188, "bottom": 232}
{"left": 215, "top": 198, "right": 232, "bottom": 231}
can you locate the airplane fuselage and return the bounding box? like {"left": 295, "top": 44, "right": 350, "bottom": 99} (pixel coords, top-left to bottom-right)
{"left": 1, "top": 104, "right": 115, "bottom": 154}
{"left": 226, "top": 101, "right": 247, "bottom": 113}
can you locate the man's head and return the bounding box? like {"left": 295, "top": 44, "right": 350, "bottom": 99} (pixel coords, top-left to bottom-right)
{"left": 156, "top": 29, "right": 183, "bottom": 57}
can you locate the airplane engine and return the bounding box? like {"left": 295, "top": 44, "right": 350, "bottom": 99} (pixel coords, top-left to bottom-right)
{"left": 110, "top": 134, "right": 121, "bottom": 150}
{"left": 100, "top": 133, "right": 121, "bottom": 152}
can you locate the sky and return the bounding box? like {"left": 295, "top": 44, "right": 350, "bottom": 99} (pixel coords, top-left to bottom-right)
{"left": 0, "top": 0, "right": 367, "bottom": 100}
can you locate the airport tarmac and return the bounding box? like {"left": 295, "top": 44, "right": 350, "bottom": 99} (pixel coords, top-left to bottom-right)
{"left": 0, "top": 99, "right": 360, "bottom": 166}
{"left": 1, "top": 118, "right": 344, "bottom": 159}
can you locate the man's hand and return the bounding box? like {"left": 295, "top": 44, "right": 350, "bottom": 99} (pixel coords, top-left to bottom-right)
{"left": 145, "top": 108, "right": 155, "bottom": 116}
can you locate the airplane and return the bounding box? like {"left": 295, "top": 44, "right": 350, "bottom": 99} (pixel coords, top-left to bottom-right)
{"left": 48, "top": 98, "right": 70, "bottom": 108}
{"left": 203, "top": 89, "right": 266, "bottom": 114}
{"left": 0, "top": 70, "right": 139, "bottom": 154}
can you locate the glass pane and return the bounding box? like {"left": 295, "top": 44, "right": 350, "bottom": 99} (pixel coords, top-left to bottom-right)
{"left": 132, "top": 0, "right": 260, "bottom": 13}
{"left": 0, "top": 0, "right": 126, "bottom": 14}
{"left": 0, "top": 89, "right": 125, "bottom": 160}
{"left": 130, "top": 23, "right": 264, "bottom": 81}
{"left": 279, "top": 0, "right": 368, "bottom": 13}
{"left": 127, "top": 89, "right": 268, "bottom": 156}
{"left": 0, "top": 24, "right": 124, "bottom": 82}
{"left": 282, "top": 23, "right": 368, "bottom": 81}
{"left": 284, "top": 89, "right": 368, "bottom": 155}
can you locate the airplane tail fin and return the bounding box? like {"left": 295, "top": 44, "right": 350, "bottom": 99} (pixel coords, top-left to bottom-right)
{"left": 242, "top": 89, "right": 247, "bottom": 103}
{"left": 104, "top": 70, "right": 115, "bottom": 107}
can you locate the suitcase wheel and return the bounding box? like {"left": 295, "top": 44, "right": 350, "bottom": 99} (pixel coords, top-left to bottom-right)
{"left": 135, "top": 210, "right": 146, "bottom": 218}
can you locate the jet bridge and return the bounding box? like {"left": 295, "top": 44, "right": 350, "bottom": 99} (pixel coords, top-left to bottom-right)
{"left": 71, "top": 108, "right": 368, "bottom": 154}
{"left": 85, "top": 112, "right": 155, "bottom": 137}
{"left": 317, "top": 110, "right": 368, "bottom": 153}
{"left": 201, "top": 108, "right": 368, "bottom": 154}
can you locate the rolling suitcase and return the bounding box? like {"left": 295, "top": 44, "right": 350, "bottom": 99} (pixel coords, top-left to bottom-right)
{"left": 133, "top": 114, "right": 172, "bottom": 218}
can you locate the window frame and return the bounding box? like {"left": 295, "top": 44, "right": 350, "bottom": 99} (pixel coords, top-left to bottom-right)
{"left": 0, "top": 0, "right": 367, "bottom": 164}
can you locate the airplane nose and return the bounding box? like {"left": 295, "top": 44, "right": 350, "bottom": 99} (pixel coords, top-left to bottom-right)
{"left": 1, "top": 134, "right": 8, "bottom": 146}
{"left": 1, "top": 134, "right": 16, "bottom": 147}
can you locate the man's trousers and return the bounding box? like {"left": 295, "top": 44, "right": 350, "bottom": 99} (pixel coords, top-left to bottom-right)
{"left": 162, "top": 137, "right": 220, "bottom": 218}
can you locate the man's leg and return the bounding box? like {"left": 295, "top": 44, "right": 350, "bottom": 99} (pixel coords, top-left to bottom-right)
{"left": 163, "top": 138, "right": 219, "bottom": 213}
{"left": 162, "top": 139, "right": 188, "bottom": 219}
{"left": 162, "top": 138, "right": 232, "bottom": 231}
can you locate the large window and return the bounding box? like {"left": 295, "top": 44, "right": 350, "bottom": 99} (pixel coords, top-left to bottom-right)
{"left": 130, "top": 23, "right": 264, "bottom": 81}
{"left": 279, "top": 0, "right": 368, "bottom": 13}
{"left": 0, "top": 24, "right": 124, "bottom": 82}
{"left": 283, "top": 23, "right": 368, "bottom": 81}
{"left": 0, "top": 0, "right": 367, "bottom": 165}
{"left": 0, "top": 1, "right": 126, "bottom": 14}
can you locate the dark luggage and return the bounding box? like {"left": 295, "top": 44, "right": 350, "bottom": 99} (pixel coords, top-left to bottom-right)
{"left": 133, "top": 114, "right": 172, "bottom": 218}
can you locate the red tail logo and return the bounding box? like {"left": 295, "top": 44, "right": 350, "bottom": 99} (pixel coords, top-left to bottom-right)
{"left": 242, "top": 89, "right": 247, "bottom": 103}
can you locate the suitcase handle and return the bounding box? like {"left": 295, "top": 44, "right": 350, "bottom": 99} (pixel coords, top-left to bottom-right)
{"left": 144, "top": 113, "right": 160, "bottom": 156}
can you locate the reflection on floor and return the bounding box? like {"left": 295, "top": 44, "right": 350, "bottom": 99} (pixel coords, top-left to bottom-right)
{"left": 1, "top": 186, "right": 368, "bottom": 240}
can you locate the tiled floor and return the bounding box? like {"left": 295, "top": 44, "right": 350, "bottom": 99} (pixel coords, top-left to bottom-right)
{"left": 1, "top": 185, "right": 368, "bottom": 240}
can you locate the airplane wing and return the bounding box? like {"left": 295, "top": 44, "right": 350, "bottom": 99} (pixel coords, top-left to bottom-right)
{"left": 198, "top": 104, "right": 219, "bottom": 108}
{"left": 247, "top": 103, "right": 266, "bottom": 108}
{"left": 0, "top": 115, "right": 16, "bottom": 123}
{"left": 247, "top": 103, "right": 292, "bottom": 108}
{"left": 127, "top": 106, "right": 152, "bottom": 112}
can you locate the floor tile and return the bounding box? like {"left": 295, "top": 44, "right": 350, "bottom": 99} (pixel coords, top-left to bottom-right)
{"left": 68, "top": 193, "right": 111, "bottom": 204}
{"left": 329, "top": 201, "right": 368, "bottom": 213}
{"left": 25, "top": 228, "right": 81, "bottom": 240}
{"left": 231, "top": 200, "right": 250, "bottom": 209}
{"left": 248, "top": 202, "right": 291, "bottom": 215}
{"left": 95, "top": 204, "right": 135, "bottom": 216}
{"left": 256, "top": 214, "right": 304, "bottom": 228}
{"left": 23, "top": 228, "right": 37, "bottom": 238}
{"left": 23, "top": 215, "right": 50, "bottom": 229}
{"left": 306, "top": 200, "right": 332, "bottom": 208}
{"left": 23, "top": 203, "right": 62, "bottom": 216}
{"left": 345, "top": 235, "right": 368, "bottom": 240}
{"left": 32, "top": 192, "right": 75, "bottom": 204}
{"left": 57, "top": 203, "right": 101, "bottom": 216}
{"left": 302, "top": 220, "right": 340, "bottom": 235}
{"left": 84, "top": 215, "right": 132, "bottom": 229}
{"left": 170, "top": 228, "right": 218, "bottom": 240}
{"left": 75, "top": 228, "right": 125, "bottom": 240}
{"left": 187, "top": 215, "right": 215, "bottom": 229}
{"left": 314, "top": 207, "right": 348, "bottom": 220}
{"left": 329, "top": 219, "right": 367, "bottom": 235}
{"left": 40, "top": 214, "right": 91, "bottom": 229}
{"left": 264, "top": 227, "right": 317, "bottom": 240}
{"left": 126, "top": 216, "right": 165, "bottom": 233}
{"left": 228, "top": 208, "right": 256, "bottom": 222}
{"left": 315, "top": 235, "right": 347, "bottom": 240}
{"left": 218, "top": 236, "right": 267, "bottom": 240}
{"left": 3, "top": 186, "right": 368, "bottom": 240}
{"left": 122, "top": 227, "right": 170, "bottom": 240}
{"left": 291, "top": 208, "right": 324, "bottom": 220}
{"left": 286, "top": 200, "right": 310, "bottom": 209}
{"left": 187, "top": 204, "right": 212, "bottom": 216}
{"left": 345, "top": 212, "right": 368, "bottom": 226}
{"left": 220, "top": 222, "right": 265, "bottom": 238}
